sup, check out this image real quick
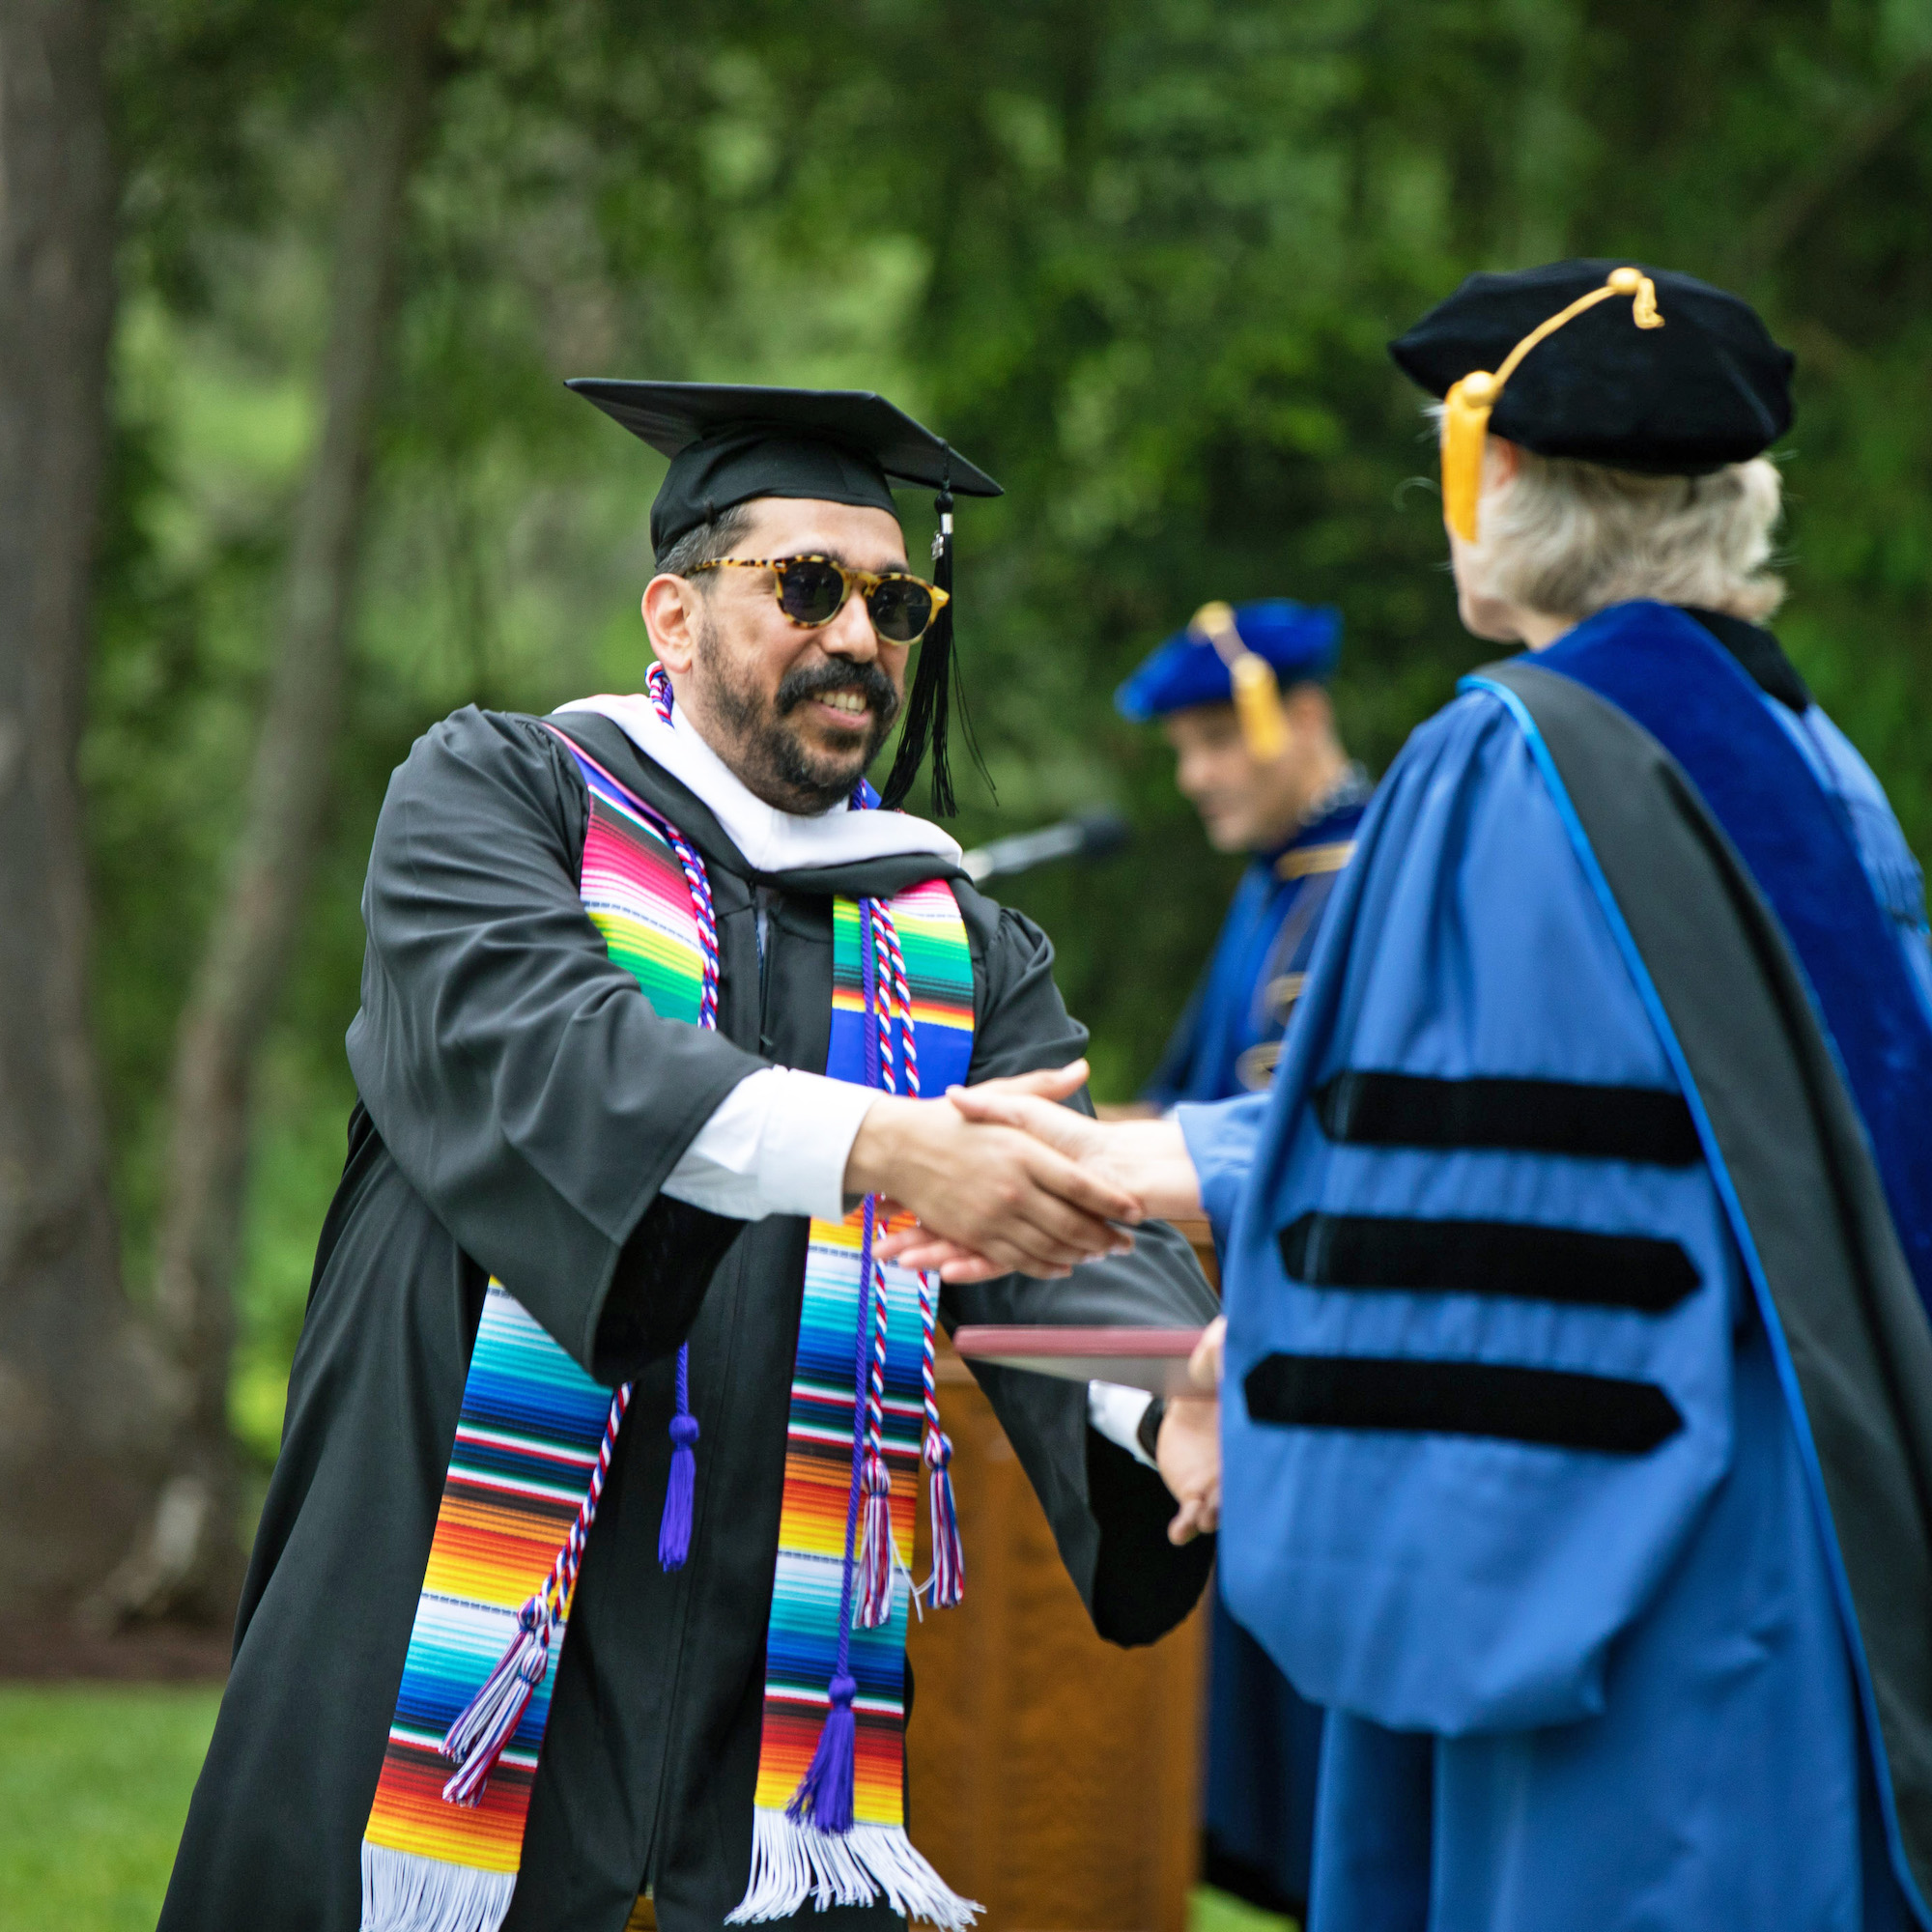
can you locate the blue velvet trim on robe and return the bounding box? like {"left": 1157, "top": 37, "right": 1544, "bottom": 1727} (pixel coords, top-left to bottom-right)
{"left": 1533, "top": 601, "right": 1932, "bottom": 1325}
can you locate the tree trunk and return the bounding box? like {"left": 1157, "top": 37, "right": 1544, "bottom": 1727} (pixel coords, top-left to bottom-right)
{"left": 100, "top": 0, "right": 448, "bottom": 1623}
{"left": 0, "top": 0, "right": 171, "bottom": 1606}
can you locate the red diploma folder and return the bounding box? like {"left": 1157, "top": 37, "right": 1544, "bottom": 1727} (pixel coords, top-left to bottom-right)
{"left": 951, "top": 1325, "right": 1208, "bottom": 1397}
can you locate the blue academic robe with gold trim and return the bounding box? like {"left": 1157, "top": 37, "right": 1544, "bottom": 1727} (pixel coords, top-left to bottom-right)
{"left": 1146, "top": 790, "right": 1368, "bottom": 1107}
{"left": 1181, "top": 604, "right": 1932, "bottom": 1932}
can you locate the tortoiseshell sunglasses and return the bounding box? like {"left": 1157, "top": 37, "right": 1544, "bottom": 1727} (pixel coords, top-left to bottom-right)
{"left": 688, "top": 554, "right": 950, "bottom": 645}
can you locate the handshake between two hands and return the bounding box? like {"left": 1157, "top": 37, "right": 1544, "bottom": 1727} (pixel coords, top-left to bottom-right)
{"left": 844, "top": 1059, "right": 1223, "bottom": 1544}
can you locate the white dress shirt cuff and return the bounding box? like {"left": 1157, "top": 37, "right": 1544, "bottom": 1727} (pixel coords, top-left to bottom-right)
{"left": 1087, "top": 1379, "right": 1158, "bottom": 1470}
{"left": 659, "top": 1066, "right": 879, "bottom": 1223}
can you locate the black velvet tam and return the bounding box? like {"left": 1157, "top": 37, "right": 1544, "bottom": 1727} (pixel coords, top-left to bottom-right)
{"left": 1390, "top": 260, "right": 1795, "bottom": 475}
{"left": 565, "top": 380, "right": 1002, "bottom": 559}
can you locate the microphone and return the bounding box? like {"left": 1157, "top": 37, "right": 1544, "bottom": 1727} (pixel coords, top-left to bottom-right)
{"left": 960, "top": 810, "right": 1132, "bottom": 884}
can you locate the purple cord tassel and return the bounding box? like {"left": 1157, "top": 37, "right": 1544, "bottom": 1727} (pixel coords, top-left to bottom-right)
{"left": 659, "top": 1344, "right": 698, "bottom": 1572}
{"left": 786, "top": 1031, "right": 880, "bottom": 1836}
{"left": 786, "top": 1671, "right": 859, "bottom": 1834}
{"left": 658, "top": 1412, "right": 698, "bottom": 1571}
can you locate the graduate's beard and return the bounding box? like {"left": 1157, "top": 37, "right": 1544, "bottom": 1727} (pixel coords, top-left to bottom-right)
{"left": 695, "top": 616, "right": 901, "bottom": 813}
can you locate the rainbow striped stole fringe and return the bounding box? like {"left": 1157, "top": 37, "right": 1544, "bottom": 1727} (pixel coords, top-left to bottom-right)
{"left": 361, "top": 722, "right": 979, "bottom": 1932}
{"left": 728, "top": 887, "right": 977, "bottom": 1929}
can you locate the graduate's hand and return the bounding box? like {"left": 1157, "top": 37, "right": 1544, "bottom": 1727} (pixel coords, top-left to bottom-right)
{"left": 844, "top": 1088, "right": 1143, "bottom": 1280}
{"left": 1157, "top": 1395, "right": 1221, "bottom": 1544}
{"left": 871, "top": 1227, "right": 1011, "bottom": 1283}
{"left": 871, "top": 1062, "right": 1106, "bottom": 1281}
{"left": 876, "top": 1063, "right": 1203, "bottom": 1281}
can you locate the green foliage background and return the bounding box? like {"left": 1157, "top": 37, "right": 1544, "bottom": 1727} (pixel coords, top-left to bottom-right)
{"left": 90, "top": 0, "right": 1932, "bottom": 1465}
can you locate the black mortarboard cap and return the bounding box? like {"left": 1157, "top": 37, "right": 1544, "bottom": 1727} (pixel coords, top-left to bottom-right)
{"left": 566, "top": 380, "right": 1003, "bottom": 815}
{"left": 1390, "top": 260, "right": 1795, "bottom": 475}
{"left": 564, "top": 381, "right": 1002, "bottom": 559}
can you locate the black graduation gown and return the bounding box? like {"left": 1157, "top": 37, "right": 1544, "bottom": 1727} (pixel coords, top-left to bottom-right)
{"left": 158, "top": 705, "right": 1217, "bottom": 1932}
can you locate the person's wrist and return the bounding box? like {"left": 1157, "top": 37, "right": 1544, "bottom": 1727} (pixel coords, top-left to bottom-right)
{"left": 841, "top": 1094, "right": 919, "bottom": 1198}
{"left": 1137, "top": 1395, "right": 1168, "bottom": 1466}
{"left": 1096, "top": 1120, "right": 1199, "bottom": 1220}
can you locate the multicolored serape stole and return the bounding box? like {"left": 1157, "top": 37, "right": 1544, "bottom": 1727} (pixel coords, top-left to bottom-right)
{"left": 361, "top": 698, "right": 980, "bottom": 1932}
{"left": 361, "top": 737, "right": 716, "bottom": 1931}
{"left": 729, "top": 886, "right": 977, "bottom": 1928}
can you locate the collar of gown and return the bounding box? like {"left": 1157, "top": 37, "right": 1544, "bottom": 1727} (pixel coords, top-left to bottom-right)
{"left": 554, "top": 690, "right": 964, "bottom": 876}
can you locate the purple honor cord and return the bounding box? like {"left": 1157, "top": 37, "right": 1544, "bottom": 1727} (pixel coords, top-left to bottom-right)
{"left": 786, "top": 899, "right": 886, "bottom": 1835}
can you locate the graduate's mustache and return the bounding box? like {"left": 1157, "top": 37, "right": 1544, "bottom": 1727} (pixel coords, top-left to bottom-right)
{"left": 774, "top": 658, "right": 901, "bottom": 730}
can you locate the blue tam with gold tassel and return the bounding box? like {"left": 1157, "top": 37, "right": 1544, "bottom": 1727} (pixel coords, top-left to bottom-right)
{"left": 1116, "top": 600, "right": 1342, "bottom": 723}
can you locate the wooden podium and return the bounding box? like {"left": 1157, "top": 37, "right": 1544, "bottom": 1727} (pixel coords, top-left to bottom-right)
{"left": 632, "top": 1221, "right": 1220, "bottom": 1932}
{"left": 902, "top": 1293, "right": 1214, "bottom": 1928}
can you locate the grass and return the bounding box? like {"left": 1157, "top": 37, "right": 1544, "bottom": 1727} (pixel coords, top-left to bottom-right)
{"left": 1190, "top": 1886, "right": 1297, "bottom": 1932}
{"left": 0, "top": 1685, "right": 220, "bottom": 1932}
{"left": 0, "top": 1683, "right": 1294, "bottom": 1932}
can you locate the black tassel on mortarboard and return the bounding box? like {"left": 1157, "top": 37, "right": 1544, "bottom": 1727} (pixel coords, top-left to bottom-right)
{"left": 881, "top": 480, "right": 992, "bottom": 817}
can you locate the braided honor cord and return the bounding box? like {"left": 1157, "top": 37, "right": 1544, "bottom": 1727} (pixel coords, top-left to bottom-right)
{"left": 644, "top": 663, "right": 716, "bottom": 1569}
{"left": 879, "top": 903, "right": 964, "bottom": 1610}
{"left": 788, "top": 902, "right": 892, "bottom": 1833}
{"left": 440, "top": 1382, "right": 634, "bottom": 1803}
{"left": 855, "top": 904, "right": 903, "bottom": 1628}
{"left": 855, "top": 895, "right": 964, "bottom": 1622}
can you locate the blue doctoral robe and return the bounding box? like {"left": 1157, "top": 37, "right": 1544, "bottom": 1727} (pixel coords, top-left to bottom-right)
{"left": 1144, "top": 783, "right": 1369, "bottom": 1918}
{"left": 1180, "top": 603, "right": 1932, "bottom": 1932}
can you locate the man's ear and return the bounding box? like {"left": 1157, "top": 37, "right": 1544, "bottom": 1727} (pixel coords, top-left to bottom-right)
{"left": 642, "top": 573, "right": 701, "bottom": 674}
{"left": 1283, "top": 680, "right": 1334, "bottom": 736}
{"left": 1486, "top": 435, "right": 1522, "bottom": 489}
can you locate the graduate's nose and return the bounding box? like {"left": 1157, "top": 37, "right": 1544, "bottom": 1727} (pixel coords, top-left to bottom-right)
{"left": 817, "top": 582, "right": 881, "bottom": 662}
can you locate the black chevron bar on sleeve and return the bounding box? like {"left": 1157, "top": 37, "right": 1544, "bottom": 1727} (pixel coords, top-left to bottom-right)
{"left": 1315, "top": 1069, "right": 1700, "bottom": 1166}
{"left": 1244, "top": 1352, "right": 1685, "bottom": 1454}
{"left": 1277, "top": 1211, "right": 1700, "bottom": 1314}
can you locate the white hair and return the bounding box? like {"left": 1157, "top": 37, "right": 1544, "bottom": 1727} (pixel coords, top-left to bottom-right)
{"left": 1438, "top": 414, "right": 1787, "bottom": 622}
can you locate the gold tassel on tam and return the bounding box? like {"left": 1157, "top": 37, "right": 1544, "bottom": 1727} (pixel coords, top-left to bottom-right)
{"left": 1440, "top": 369, "right": 1500, "bottom": 544}
{"left": 1191, "top": 600, "right": 1291, "bottom": 760}
{"left": 1441, "top": 265, "right": 1664, "bottom": 542}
